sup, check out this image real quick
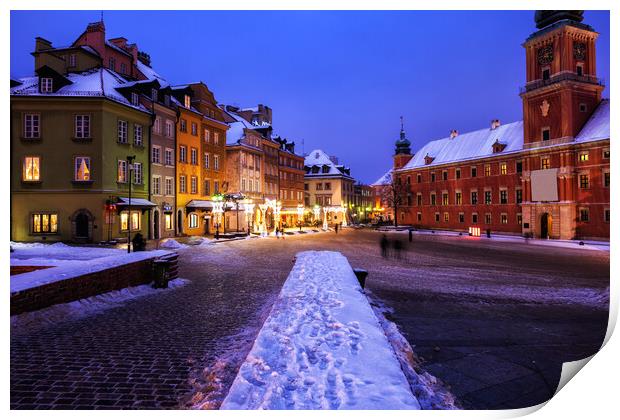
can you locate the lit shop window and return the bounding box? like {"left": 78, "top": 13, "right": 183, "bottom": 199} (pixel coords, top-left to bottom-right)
{"left": 32, "top": 213, "right": 58, "bottom": 234}
{"left": 189, "top": 213, "right": 199, "bottom": 228}
{"left": 23, "top": 156, "right": 40, "bottom": 181}
{"left": 74, "top": 156, "right": 91, "bottom": 181}
{"left": 165, "top": 213, "right": 173, "bottom": 230}
{"left": 120, "top": 211, "right": 141, "bottom": 231}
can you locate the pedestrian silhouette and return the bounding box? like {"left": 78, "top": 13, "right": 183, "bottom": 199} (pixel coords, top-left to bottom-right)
{"left": 335, "top": 224, "right": 339, "bottom": 234}
{"left": 380, "top": 234, "right": 388, "bottom": 258}
{"left": 393, "top": 239, "right": 403, "bottom": 260}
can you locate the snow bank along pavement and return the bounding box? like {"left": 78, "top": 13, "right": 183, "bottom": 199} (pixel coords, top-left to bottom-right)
{"left": 221, "top": 250, "right": 421, "bottom": 409}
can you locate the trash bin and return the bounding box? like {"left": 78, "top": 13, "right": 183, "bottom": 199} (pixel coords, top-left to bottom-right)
{"left": 353, "top": 268, "right": 368, "bottom": 289}
{"left": 486, "top": 229, "right": 491, "bottom": 238}
{"left": 152, "top": 259, "right": 171, "bottom": 288}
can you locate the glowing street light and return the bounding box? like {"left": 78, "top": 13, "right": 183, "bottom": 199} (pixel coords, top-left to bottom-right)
{"left": 212, "top": 194, "right": 224, "bottom": 239}
{"left": 297, "top": 205, "right": 304, "bottom": 232}
{"left": 243, "top": 199, "right": 255, "bottom": 236}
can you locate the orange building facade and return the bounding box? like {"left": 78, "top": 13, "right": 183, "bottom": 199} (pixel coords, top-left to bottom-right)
{"left": 389, "top": 11, "right": 609, "bottom": 240}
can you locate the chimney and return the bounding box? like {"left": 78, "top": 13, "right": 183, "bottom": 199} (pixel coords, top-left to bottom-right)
{"left": 35, "top": 37, "right": 53, "bottom": 52}
{"left": 450, "top": 129, "right": 459, "bottom": 139}
{"left": 491, "top": 119, "right": 501, "bottom": 130}
{"left": 82, "top": 21, "right": 106, "bottom": 56}
{"left": 126, "top": 43, "right": 139, "bottom": 65}
{"left": 109, "top": 37, "right": 128, "bottom": 49}
{"left": 138, "top": 51, "right": 151, "bottom": 67}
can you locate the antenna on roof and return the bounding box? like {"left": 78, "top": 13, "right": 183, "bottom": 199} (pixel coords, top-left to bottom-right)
{"left": 400, "top": 115, "right": 404, "bottom": 132}
{"left": 100, "top": 10, "right": 104, "bottom": 23}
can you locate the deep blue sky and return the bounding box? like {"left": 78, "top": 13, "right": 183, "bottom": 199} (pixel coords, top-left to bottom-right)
{"left": 10, "top": 10, "right": 610, "bottom": 184}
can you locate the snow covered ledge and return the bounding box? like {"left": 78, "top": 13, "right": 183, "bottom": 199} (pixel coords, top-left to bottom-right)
{"left": 221, "top": 251, "right": 420, "bottom": 410}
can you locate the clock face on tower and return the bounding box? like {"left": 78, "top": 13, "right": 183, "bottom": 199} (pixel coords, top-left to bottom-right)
{"left": 573, "top": 42, "right": 587, "bottom": 60}
{"left": 537, "top": 45, "right": 554, "bottom": 65}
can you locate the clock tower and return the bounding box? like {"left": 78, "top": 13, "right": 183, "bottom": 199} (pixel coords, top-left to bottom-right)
{"left": 520, "top": 11, "right": 604, "bottom": 147}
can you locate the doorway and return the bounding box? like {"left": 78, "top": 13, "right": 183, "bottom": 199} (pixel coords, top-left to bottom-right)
{"left": 153, "top": 210, "right": 160, "bottom": 239}
{"left": 540, "top": 213, "right": 552, "bottom": 239}
{"left": 75, "top": 213, "right": 89, "bottom": 238}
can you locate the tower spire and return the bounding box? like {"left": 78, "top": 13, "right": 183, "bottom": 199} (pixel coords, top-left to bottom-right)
{"left": 395, "top": 116, "right": 411, "bottom": 155}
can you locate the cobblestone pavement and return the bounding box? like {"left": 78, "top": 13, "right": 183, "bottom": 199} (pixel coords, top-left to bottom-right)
{"left": 11, "top": 229, "right": 609, "bottom": 409}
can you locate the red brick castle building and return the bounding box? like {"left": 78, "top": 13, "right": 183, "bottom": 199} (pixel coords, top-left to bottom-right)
{"left": 388, "top": 11, "right": 609, "bottom": 240}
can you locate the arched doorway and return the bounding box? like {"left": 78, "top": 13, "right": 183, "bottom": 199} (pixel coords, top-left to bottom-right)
{"left": 540, "top": 213, "right": 552, "bottom": 239}
{"left": 153, "top": 210, "right": 160, "bottom": 239}
{"left": 71, "top": 208, "right": 94, "bottom": 242}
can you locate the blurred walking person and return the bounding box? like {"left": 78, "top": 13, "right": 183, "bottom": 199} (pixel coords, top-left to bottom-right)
{"left": 380, "top": 234, "right": 388, "bottom": 258}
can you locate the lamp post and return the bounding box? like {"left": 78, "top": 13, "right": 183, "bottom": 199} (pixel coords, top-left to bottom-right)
{"left": 127, "top": 155, "right": 136, "bottom": 253}
{"left": 274, "top": 201, "right": 282, "bottom": 234}
{"left": 258, "top": 203, "right": 268, "bottom": 235}
{"left": 297, "top": 205, "right": 304, "bottom": 232}
{"left": 313, "top": 204, "right": 320, "bottom": 228}
{"left": 212, "top": 194, "right": 224, "bottom": 239}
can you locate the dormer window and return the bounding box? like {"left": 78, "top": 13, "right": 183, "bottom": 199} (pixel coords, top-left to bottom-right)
{"left": 184, "top": 95, "right": 191, "bottom": 108}
{"left": 120, "top": 63, "right": 127, "bottom": 74}
{"left": 151, "top": 88, "right": 158, "bottom": 101}
{"left": 492, "top": 139, "right": 507, "bottom": 153}
{"left": 131, "top": 92, "right": 139, "bottom": 106}
{"left": 424, "top": 154, "right": 435, "bottom": 165}
{"left": 40, "top": 77, "right": 53, "bottom": 93}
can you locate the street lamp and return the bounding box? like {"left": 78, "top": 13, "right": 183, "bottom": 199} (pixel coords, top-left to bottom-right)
{"left": 297, "top": 205, "right": 304, "bottom": 232}
{"left": 212, "top": 194, "right": 224, "bottom": 239}
{"left": 274, "top": 201, "right": 282, "bottom": 234}
{"left": 127, "top": 155, "right": 136, "bottom": 253}
{"left": 243, "top": 199, "right": 255, "bottom": 236}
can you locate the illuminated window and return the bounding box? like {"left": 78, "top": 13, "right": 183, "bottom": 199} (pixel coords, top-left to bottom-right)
{"left": 500, "top": 163, "right": 507, "bottom": 175}
{"left": 517, "top": 213, "right": 523, "bottom": 225}
{"left": 165, "top": 213, "right": 173, "bottom": 230}
{"left": 117, "top": 160, "right": 127, "bottom": 182}
{"left": 75, "top": 115, "right": 91, "bottom": 138}
{"left": 23, "top": 156, "right": 40, "bottom": 181}
{"left": 501, "top": 214, "right": 508, "bottom": 224}
{"left": 442, "top": 193, "right": 449, "bottom": 205}
{"left": 24, "top": 114, "right": 40, "bottom": 138}
{"left": 455, "top": 192, "right": 462, "bottom": 205}
{"left": 32, "top": 213, "right": 58, "bottom": 234}
{"left": 74, "top": 156, "right": 91, "bottom": 181}
{"left": 189, "top": 213, "right": 199, "bottom": 228}
{"left": 184, "top": 95, "right": 191, "bottom": 108}
{"left": 443, "top": 212, "right": 449, "bottom": 222}
{"left": 485, "top": 164, "right": 491, "bottom": 177}
{"left": 579, "top": 152, "right": 589, "bottom": 162}
{"left": 120, "top": 211, "right": 141, "bottom": 231}
{"left": 541, "top": 158, "right": 550, "bottom": 169}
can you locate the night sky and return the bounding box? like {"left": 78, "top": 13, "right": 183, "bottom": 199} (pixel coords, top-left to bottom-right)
{"left": 10, "top": 10, "right": 610, "bottom": 184}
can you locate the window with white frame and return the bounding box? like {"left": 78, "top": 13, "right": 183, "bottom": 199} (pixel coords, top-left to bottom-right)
{"left": 165, "top": 177, "right": 174, "bottom": 196}
{"left": 118, "top": 120, "right": 128, "bottom": 143}
{"left": 74, "top": 156, "right": 91, "bottom": 181}
{"left": 204, "top": 129, "right": 210, "bottom": 143}
{"left": 152, "top": 175, "right": 161, "bottom": 195}
{"left": 75, "top": 115, "right": 91, "bottom": 138}
{"left": 190, "top": 176, "right": 197, "bottom": 194}
{"left": 131, "top": 92, "right": 139, "bottom": 106}
{"left": 134, "top": 124, "right": 143, "bottom": 145}
{"left": 204, "top": 152, "right": 210, "bottom": 169}
{"left": 165, "top": 120, "right": 173, "bottom": 138}
{"left": 152, "top": 146, "right": 161, "bottom": 164}
{"left": 165, "top": 148, "right": 173, "bottom": 166}
{"left": 133, "top": 162, "right": 143, "bottom": 184}
{"left": 214, "top": 154, "right": 220, "bottom": 170}
{"left": 32, "top": 212, "right": 58, "bottom": 234}
{"left": 190, "top": 148, "right": 198, "bottom": 165}
{"left": 154, "top": 117, "right": 161, "bottom": 134}
{"left": 485, "top": 213, "right": 492, "bottom": 224}
{"left": 214, "top": 132, "right": 219, "bottom": 145}
{"left": 40, "top": 78, "right": 53, "bottom": 93}
{"left": 118, "top": 160, "right": 127, "bottom": 182}
{"left": 179, "top": 145, "right": 187, "bottom": 163}
{"left": 189, "top": 213, "right": 199, "bottom": 228}
{"left": 180, "top": 175, "right": 186, "bottom": 193}
{"left": 24, "top": 114, "right": 40, "bottom": 138}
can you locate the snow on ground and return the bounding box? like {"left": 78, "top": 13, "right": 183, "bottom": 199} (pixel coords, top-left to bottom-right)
{"left": 366, "top": 291, "right": 459, "bottom": 409}
{"left": 11, "top": 278, "right": 189, "bottom": 332}
{"left": 385, "top": 229, "right": 610, "bottom": 251}
{"left": 11, "top": 248, "right": 172, "bottom": 293}
{"left": 221, "top": 250, "right": 421, "bottom": 410}
{"left": 159, "top": 238, "right": 189, "bottom": 249}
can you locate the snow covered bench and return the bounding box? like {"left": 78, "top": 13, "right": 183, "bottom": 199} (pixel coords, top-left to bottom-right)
{"left": 221, "top": 250, "right": 420, "bottom": 410}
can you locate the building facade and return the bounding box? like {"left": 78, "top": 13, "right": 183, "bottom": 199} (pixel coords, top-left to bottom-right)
{"left": 390, "top": 11, "right": 609, "bottom": 240}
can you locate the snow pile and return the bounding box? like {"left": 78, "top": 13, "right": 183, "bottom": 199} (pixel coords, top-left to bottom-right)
{"left": 11, "top": 278, "right": 189, "bottom": 332}
{"left": 11, "top": 242, "right": 121, "bottom": 265}
{"left": 159, "top": 239, "right": 188, "bottom": 249}
{"left": 366, "top": 292, "right": 459, "bottom": 409}
{"left": 221, "top": 251, "right": 420, "bottom": 410}
{"left": 11, "top": 249, "right": 173, "bottom": 293}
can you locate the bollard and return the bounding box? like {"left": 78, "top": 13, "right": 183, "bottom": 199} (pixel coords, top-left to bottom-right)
{"left": 352, "top": 268, "right": 368, "bottom": 289}
{"left": 408, "top": 229, "right": 413, "bottom": 242}
{"left": 486, "top": 229, "right": 491, "bottom": 238}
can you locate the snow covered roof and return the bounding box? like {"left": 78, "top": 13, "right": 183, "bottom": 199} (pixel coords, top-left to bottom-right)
{"left": 575, "top": 99, "right": 610, "bottom": 143}
{"left": 10, "top": 68, "right": 151, "bottom": 113}
{"left": 371, "top": 169, "right": 393, "bottom": 186}
{"left": 400, "top": 99, "right": 610, "bottom": 171}
{"left": 223, "top": 109, "right": 260, "bottom": 145}
{"left": 136, "top": 60, "right": 169, "bottom": 88}
{"left": 304, "top": 149, "right": 353, "bottom": 179}
{"left": 117, "top": 197, "right": 156, "bottom": 207}
{"left": 186, "top": 200, "right": 214, "bottom": 209}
